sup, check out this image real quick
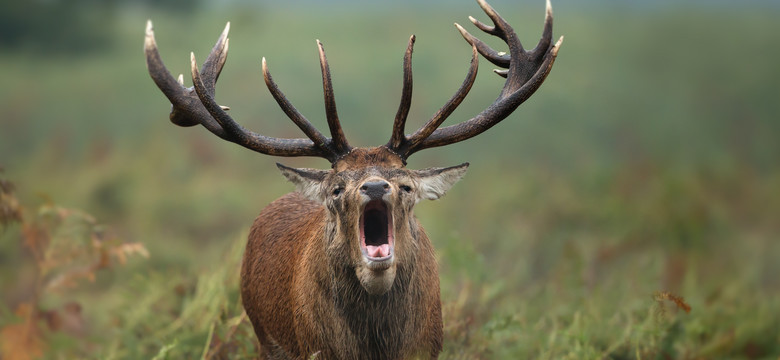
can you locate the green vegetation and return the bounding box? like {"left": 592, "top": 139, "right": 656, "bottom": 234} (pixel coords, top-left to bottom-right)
{"left": 1, "top": 2, "right": 778, "bottom": 359}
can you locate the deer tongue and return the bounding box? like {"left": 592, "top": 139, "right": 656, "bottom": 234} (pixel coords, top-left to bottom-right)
{"left": 366, "top": 244, "right": 390, "bottom": 258}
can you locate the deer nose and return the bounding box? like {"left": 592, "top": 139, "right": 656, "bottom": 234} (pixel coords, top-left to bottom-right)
{"left": 360, "top": 181, "right": 391, "bottom": 200}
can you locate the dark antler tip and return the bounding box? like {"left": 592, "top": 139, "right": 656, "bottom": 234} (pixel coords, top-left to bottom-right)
{"left": 317, "top": 40, "right": 327, "bottom": 58}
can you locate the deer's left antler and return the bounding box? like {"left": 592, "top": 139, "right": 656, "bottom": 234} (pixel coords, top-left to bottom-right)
{"left": 388, "top": 0, "right": 563, "bottom": 160}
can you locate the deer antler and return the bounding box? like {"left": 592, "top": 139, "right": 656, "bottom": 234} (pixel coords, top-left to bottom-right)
{"left": 145, "top": 21, "right": 351, "bottom": 162}
{"left": 388, "top": 0, "right": 563, "bottom": 160}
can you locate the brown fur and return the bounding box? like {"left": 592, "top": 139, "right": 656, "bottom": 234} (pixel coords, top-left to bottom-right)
{"left": 241, "top": 148, "right": 450, "bottom": 359}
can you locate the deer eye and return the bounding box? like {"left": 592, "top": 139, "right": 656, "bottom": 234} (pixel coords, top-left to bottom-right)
{"left": 332, "top": 187, "right": 344, "bottom": 197}
{"left": 400, "top": 185, "right": 413, "bottom": 193}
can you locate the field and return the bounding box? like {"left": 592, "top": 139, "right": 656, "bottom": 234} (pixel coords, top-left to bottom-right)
{"left": 1, "top": 1, "right": 779, "bottom": 358}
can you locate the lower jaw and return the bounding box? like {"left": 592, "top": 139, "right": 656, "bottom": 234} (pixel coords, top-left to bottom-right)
{"left": 356, "top": 263, "right": 396, "bottom": 295}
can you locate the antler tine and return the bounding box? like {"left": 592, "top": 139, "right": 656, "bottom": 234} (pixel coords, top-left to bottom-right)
{"left": 190, "top": 53, "right": 325, "bottom": 158}
{"left": 401, "top": 41, "right": 479, "bottom": 155}
{"left": 468, "top": 15, "right": 498, "bottom": 37}
{"left": 145, "top": 20, "right": 228, "bottom": 132}
{"left": 261, "top": 58, "right": 331, "bottom": 150}
{"left": 460, "top": 17, "right": 510, "bottom": 68}
{"left": 190, "top": 52, "right": 247, "bottom": 141}
{"left": 317, "top": 40, "right": 351, "bottom": 155}
{"left": 201, "top": 22, "right": 231, "bottom": 96}
{"left": 389, "top": 35, "right": 416, "bottom": 150}
{"left": 402, "top": 0, "right": 563, "bottom": 157}
{"left": 533, "top": 0, "right": 554, "bottom": 55}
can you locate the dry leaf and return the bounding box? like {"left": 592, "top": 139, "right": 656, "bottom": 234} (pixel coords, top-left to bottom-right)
{"left": 0, "top": 304, "right": 45, "bottom": 360}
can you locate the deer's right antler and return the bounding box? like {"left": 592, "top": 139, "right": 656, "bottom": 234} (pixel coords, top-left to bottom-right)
{"left": 145, "top": 21, "right": 351, "bottom": 162}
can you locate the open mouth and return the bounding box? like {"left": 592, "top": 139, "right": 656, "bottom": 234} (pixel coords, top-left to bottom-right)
{"left": 360, "top": 199, "right": 394, "bottom": 260}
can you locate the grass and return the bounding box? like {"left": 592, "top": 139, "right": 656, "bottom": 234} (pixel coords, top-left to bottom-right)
{"left": 1, "top": 2, "right": 779, "bottom": 359}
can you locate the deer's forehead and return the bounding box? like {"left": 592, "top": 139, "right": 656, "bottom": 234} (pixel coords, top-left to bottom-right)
{"left": 332, "top": 147, "right": 405, "bottom": 172}
{"left": 332, "top": 167, "right": 412, "bottom": 183}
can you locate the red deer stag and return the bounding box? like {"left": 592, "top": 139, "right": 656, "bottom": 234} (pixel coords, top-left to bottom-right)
{"left": 145, "top": 0, "right": 561, "bottom": 358}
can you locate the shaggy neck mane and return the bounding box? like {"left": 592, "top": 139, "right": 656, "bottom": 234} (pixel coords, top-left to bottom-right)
{"left": 330, "top": 263, "right": 417, "bottom": 358}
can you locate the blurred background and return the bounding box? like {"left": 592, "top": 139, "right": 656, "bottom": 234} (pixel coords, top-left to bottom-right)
{"left": 1, "top": 0, "right": 778, "bottom": 358}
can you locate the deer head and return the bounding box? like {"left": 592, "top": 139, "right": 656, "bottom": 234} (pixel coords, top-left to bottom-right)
{"left": 276, "top": 149, "right": 468, "bottom": 294}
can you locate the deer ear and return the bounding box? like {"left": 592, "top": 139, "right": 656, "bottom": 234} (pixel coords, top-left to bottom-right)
{"left": 414, "top": 163, "right": 469, "bottom": 201}
{"left": 276, "top": 163, "right": 329, "bottom": 202}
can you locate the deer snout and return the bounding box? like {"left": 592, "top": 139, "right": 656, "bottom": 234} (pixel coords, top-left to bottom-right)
{"left": 360, "top": 180, "right": 391, "bottom": 200}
